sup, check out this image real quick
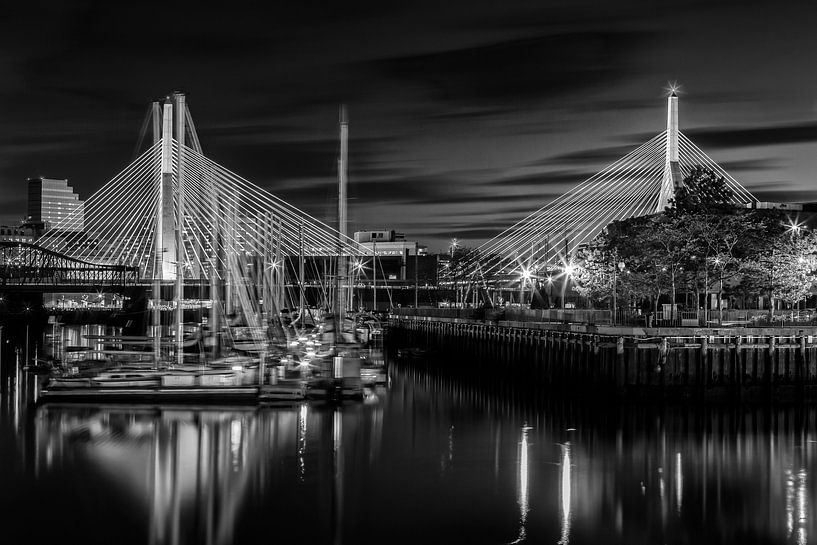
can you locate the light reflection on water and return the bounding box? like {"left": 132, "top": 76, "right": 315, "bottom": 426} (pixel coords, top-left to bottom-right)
{"left": 1, "top": 361, "right": 817, "bottom": 544}
{"left": 559, "top": 442, "right": 571, "bottom": 545}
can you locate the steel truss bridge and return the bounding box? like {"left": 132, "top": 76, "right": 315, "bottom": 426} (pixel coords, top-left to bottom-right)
{"left": 0, "top": 241, "right": 138, "bottom": 289}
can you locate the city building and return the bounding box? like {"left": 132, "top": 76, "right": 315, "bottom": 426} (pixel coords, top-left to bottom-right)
{"left": 354, "top": 230, "right": 427, "bottom": 258}
{"left": 0, "top": 224, "right": 37, "bottom": 244}
{"left": 27, "top": 177, "right": 84, "bottom": 231}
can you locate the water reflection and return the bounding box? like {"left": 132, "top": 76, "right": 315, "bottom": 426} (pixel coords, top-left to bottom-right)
{"left": 786, "top": 467, "right": 809, "bottom": 544}
{"left": 3, "top": 360, "right": 817, "bottom": 543}
{"left": 509, "top": 424, "right": 531, "bottom": 544}
{"left": 559, "top": 442, "right": 571, "bottom": 545}
{"left": 675, "top": 452, "right": 683, "bottom": 515}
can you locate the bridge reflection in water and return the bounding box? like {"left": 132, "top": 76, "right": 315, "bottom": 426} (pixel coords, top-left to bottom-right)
{"left": 8, "top": 364, "right": 817, "bottom": 544}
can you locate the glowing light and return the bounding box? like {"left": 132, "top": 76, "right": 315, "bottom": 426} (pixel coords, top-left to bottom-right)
{"left": 230, "top": 419, "right": 242, "bottom": 471}
{"left": 520, "top": 268, "right": 532, "bottom": 282}
{"left": 665, "top": 80, "right": 682, "bottom": 96}
{"left": 298, "top": 404, "right": 308, "bottom": 481}
{"left": 675, "top": 452, "right": 683, "bottom": 515}
{"left": 509, "top": 424, "right": 531, "bottom": 544}
{"left": 797, "top": 468, "right": 808, "bottom": 545}
{"left": 564, "top": 264, "right": 576, "bottom": 277}
{"left": 787, "top": 219, "right": 804, "bottom": 235}
{"left": 560, "top": 443, "right": 572, "bottom": 544}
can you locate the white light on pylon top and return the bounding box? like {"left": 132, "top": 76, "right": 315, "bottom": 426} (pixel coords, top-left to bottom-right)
{"left": 664, "top": 80, "right": 682, "bottom": 98}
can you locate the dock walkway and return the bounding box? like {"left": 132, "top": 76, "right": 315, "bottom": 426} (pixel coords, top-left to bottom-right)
{"left": 390, "top": 309, "right": 817, "bottom": 401}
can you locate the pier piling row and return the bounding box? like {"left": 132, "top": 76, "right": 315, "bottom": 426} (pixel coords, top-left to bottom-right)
{"left": 389, "top": 315, "right": 817, "bottom": 401}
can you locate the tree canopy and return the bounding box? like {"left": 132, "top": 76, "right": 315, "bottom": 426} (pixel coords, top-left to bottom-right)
{"left": 574, "top": 167, "right": 817, "bottom": 319}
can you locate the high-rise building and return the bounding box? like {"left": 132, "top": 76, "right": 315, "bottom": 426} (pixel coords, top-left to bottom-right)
{"left": 27, "top": 177, "right": 84, "bottom": 231}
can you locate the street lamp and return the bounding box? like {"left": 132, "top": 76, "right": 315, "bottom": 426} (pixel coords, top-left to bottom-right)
{"left": 612, "top": 260, "right": 625, "bottom": 325}
{"left": 786, "top": 218, "right": 804, "bottom": 237}
{"left": 560, "top": 262, "right": 576, "bottom": 308}
{"left": 710, "top": 256, "right": 726, "bottom": 324}
{"left": 449, "top": 238, "right": 459, "bottom": 257}
{"left": 518, "top": 268, "right": 531, "bottom": 307}
{"left": 448, "top": 238, "right": 460, "bottom": 307}
{"left": 546, "top": 274, "right": 554, "bottom": 308}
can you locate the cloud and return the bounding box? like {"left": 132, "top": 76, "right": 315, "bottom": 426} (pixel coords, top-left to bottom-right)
{"left": 487, "top": 169, "right": 592, "bottom": 188}
{"left": 684, "top": 121, "right": 817, "bottom": 149}
{"left": 529, "top": 144, "right": 645, "bottom": 167}
{"left": 750, "top": 188, "right": 817, "bottom": 204}
{"left": 206, "top": 135, "right": 394, "bottom": 182}
{"left": 376, "top": 31, "right": 651, "bottom": 106}
{"left": 717, "top": 159, "right": 781, "bottom": 172}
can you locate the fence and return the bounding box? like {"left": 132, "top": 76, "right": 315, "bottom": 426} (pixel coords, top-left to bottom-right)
{"left": 395, "top": 307, "right": 613, "bottom": 324}
{"left": 395, "top": 306, "right": 817, "bottom": 328}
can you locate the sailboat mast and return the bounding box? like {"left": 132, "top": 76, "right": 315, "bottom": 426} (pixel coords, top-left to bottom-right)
{"left": 299, "top": 222, "right": 305, "bottom": 320}
{"left": 335, "top": 105, "right": 349, "bottom": 331}
{"left": 174, "top": 92, "right": 187, "bottom": 365}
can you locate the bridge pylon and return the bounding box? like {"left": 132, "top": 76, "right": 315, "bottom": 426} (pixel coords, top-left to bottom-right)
{"left": 657, "top": 91, "right": 683, "bottom": 212}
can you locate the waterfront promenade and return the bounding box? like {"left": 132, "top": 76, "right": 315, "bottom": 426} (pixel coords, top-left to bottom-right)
{"left": 390, "top": 307, "right": 817, "bottom": 401}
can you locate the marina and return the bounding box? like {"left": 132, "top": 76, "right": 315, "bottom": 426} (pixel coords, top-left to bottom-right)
{"left": 9, "top": 100, "right": 389, "bottom": 407}
{"left": 0, "top": 3, "right": 813, "bottom": 542}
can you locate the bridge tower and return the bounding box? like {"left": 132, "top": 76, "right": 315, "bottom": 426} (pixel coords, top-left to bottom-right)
{"left": 158, "top": 101, "right": 178, "bottom": 281}
{"left": 656, "top": 91, "right": 682, "bottom": 212}
{"left": 152, "top": 93, "right": 191, "bottom": 362}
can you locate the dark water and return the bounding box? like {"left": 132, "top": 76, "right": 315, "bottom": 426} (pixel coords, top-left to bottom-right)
{"left": 1, "top": 357, "right": 816, "bottom": 544}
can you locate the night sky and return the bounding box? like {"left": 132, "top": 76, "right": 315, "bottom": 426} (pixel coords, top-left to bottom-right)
{"left": 1, "top": 0, "right": 815, "bottom": 251}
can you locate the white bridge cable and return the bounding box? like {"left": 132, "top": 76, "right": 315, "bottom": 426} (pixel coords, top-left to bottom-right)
{"left": 491, "top": 162, "right": 663, "bottom": 282}
{"left": 181, "top": 158, "right": 305, "bottom": 257}
{"left": 556, "top": 156, "right": 665, "bottom": 257}
{"left": 467, "top": 134, "right": 667, "bottom": 268}
{"left": 459, "top": 133, "right": 669, "bottom": 277}
{"left": 179, "top": 172, "right": 261, "bottom": 278}
{"left": 37, "top": 143, "right": 163, "bottom": 264}
{"left": 77, "top": 165, "right": 159, "bottom": 265}
{"left": 677, "top": 133, "right": 757, "bottom": 203}
{"left": 103, "top": 174, "right": 160, "bottom": 267}
{"left": 181, "top": 155, "right": 357, "bottom": 267}
{"left": 180, "top": 151, "right": 341, "bottom": 262}
{"left": 181, "top": 144, "right": 370, "bottom": 257}
{"left": 176, "top": 149, "right": 350, "bottom": 312}
{"left": 44, "top": 142, "right": 160, "bottom": 250}
{"left": 36, "top": 143, "right": 159, "bottom": 253}
{"left": 97, "top": 161, "right": 164, "bottom": 264}
{"left": 475, "top": 132, "right": 666, "bottom": 255}
{"left": 459, "top": 128, "right": 758, "bottom": 284}
{"left": 471, "top": 132, "right": 667, "bottom": 262}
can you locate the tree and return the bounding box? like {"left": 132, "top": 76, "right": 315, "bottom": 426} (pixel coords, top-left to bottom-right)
{"left": 572, "top": 165, "right": 817, "bottom": 324}
{"left": 671, "top": 166, "right": 734, "bottom": 212}
{"left": 740, "top": 228, "right": 817, "bottom": 319}
{"left": 574, "top": 238, "right": 615, "bottom": 304}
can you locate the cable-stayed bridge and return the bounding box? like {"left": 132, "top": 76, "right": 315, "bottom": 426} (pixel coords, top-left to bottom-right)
{"left": 36, "top": 95, "right": 367, "bottom": 282}
{"left": 29, "top": 91, "right": 757, "bottom": 310}
{"left": 33, "top": 93, "right": 370, "bottom": 360}
{"left": 451, "top": 93, "right": 758, "bottom": 292}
